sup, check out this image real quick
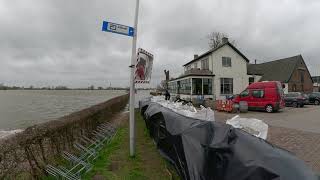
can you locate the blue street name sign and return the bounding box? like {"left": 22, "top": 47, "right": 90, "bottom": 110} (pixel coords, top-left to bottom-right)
{"left": 102, "top": 21, "right": 134, "bottom": 37}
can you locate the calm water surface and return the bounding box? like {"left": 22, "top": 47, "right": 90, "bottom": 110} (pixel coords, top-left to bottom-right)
{"left": 0, "top": 90, "right": 126, "bottom": 130}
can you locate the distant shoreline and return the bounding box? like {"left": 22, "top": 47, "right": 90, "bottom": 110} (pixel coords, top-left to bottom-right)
{"left": 0, "top": 129, "right": 24, "bottom": 140}
{"left": 0, "top": 88, "right": 153, "bottom": 91}
{"left": 0, "top": 89, "right": 128, "bottom": 90}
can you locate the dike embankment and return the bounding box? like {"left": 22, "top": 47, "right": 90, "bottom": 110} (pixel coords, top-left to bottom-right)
{"left": 0, "top": 94, "right": 129, "bottom": 179}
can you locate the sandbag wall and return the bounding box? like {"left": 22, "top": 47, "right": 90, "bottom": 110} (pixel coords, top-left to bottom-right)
{"left": 0, "top": 94, "right": 129, "bottom": 179}
{"left": 140, "top": 99, "right": 318, "bottom": 180}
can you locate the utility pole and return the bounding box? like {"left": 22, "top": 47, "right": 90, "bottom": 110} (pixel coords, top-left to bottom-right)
{"left": 129, "top": 0, "right": 140, "bottom": 157}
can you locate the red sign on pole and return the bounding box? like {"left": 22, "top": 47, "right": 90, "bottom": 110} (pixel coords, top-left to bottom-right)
{"left": 135, "top": 48, "right": 154, "bottom": 84}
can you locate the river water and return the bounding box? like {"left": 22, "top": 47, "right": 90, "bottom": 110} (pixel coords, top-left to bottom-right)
{"left": 0, "top": 89, "right": 152, "bottom": 138}
{"left": 0, "top": 90, "right": 127, "bottom": 136}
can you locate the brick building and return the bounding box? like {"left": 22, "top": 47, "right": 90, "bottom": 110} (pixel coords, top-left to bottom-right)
{"left": 247, "top": 55, "right": 313, "bottom": 93}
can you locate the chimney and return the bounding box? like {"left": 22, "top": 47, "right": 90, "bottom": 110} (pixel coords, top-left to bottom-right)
{"left": 194, "top": 54, "right": 199, "bottom": 59}
{"left": 222, "top": 37, "right": 229, "bottom": 44}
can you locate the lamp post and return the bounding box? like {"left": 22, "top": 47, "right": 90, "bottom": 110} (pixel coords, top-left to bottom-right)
{"left": 129, "top": 0, "right": 140, "bottom": 157}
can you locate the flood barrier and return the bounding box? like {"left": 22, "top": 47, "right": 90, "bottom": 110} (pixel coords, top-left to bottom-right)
{"left": 140, "top": 98, "right": 318, "bottom": 180}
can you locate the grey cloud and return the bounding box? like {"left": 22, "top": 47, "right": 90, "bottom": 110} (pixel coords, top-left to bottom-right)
{"left": 0, "top": 0, "right": 320, "bottom": 88}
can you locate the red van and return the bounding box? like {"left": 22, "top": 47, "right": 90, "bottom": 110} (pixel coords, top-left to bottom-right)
{"left": 233, "top": 81, "right": 285, "bottom": 113}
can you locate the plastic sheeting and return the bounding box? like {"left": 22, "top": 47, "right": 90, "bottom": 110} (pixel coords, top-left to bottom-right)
{"left": 139, "top": 98, "right": 318, "bottom": 180}
{"left": 226, "top": 115, "right": 268, "bottom": 140}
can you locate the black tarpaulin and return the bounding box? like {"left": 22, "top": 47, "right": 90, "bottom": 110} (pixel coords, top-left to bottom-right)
{"left": 139, "top": 99, "right": 318, "bottom": 180}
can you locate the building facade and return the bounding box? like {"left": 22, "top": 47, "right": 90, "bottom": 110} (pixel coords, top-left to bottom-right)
{"left": 168, "top": 40, "right": 314, "bottom": 102}
{"left": 248, "top": 55, "right": 314, "bottom": 93}
{"left": 168, "top": 38, "right": 251, "bottom": 100}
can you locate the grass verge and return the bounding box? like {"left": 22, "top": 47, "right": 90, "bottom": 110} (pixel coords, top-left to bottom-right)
{"left": 83, "top": 112, "right": 179, "bottom": 180}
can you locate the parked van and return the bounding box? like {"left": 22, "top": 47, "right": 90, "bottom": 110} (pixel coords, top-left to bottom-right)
{"left": 233, "top": 81, "right": 285, "bottom": 113}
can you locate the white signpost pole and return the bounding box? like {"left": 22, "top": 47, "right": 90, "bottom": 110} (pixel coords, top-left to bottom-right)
{"left": 129, "top": 0, "right": 140, "bottom": 157}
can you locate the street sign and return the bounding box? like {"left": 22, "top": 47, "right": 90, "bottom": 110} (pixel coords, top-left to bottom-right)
{"left": 101, "top": 0, "right": 139, "bottom": 157}
{"left": 135, "top": 48, "right": 154, "bottom": 84}
{"left": 102, "top": 21, "right": 134, "bottom": 37}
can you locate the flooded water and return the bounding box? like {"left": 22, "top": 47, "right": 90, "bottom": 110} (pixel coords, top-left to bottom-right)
{"left": 0, "top": 90, "right": 126, "bottom": 133}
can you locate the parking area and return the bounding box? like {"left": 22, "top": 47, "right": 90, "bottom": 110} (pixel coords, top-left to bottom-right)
{"left": 216, "top": 105, "right": 320, "bottom": 133}
{"left": 215, "top": 105, "right": 320, "bottom": 172}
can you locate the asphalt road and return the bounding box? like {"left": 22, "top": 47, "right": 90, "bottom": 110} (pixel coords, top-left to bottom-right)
{"left": 215, "top": 105, "right": 320, "bottom": 134}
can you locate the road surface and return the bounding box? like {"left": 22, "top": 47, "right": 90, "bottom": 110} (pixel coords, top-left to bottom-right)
{"left": 215, "top": 105, "right": 320, "bottom": 133}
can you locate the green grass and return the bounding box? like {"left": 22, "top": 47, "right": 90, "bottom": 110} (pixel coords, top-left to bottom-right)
{"left": 83, "top": 112, "right": 179, "bottom": 180}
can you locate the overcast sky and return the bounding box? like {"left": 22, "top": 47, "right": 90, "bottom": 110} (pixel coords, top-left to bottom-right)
{"left": 0, "top": 0, "right": 320, "bottom": 88}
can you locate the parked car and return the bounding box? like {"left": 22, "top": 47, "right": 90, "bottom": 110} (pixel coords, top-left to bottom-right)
{"left": 298, "top": 92, "right": 309, "bottom": 106}
{"left": 306, "top": 92, "right": 320, "bottom": 105}
{"left": 233, "top": 81, "right": 285, "bottom": 113}
{"left": 284, "top": 92, "right": 307, "bottom": 107}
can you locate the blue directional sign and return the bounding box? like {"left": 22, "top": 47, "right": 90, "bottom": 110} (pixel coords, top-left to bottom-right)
{"left": 102, "top": 21, "right": 134, "bottom": 37}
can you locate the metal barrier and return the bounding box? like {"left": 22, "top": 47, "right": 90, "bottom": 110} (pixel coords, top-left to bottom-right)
{"left": 46, "top": 122, "right": 117, "bottom": 179}
{"left": 215, "top": 100, "right": 234, "bottom": 112}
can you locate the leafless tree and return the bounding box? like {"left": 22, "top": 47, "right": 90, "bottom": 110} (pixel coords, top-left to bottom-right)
{"left": 156, "top": 80, "right": 167, "bottom": 91}
{"left": 207, "top": 32, "right": 236, "bottom": 49}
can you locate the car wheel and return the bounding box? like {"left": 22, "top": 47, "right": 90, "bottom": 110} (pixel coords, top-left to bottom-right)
{"left": 265, "top": 105, "right": 273, "bottom": 113}
{"left": 315, "top": 100, "right": 320, "bottom": 105}
{"left": 292, "top": 102, "right": 298, "bottom": 108}
{"left": 300, "top": 104, "right": 304, "bottom": 108}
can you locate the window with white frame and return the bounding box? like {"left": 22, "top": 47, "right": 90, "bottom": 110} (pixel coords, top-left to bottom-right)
{"left": 186, "top": 65, "right": 191, "bottom": 71}
{"left": 168, "top": 81, "right": 177, "bottom": 94}
{"left": 179, "top": 79, "right": 191, "bottom": 94}
{"left": 222, "top": 57, "right": 232, "bottom": 67}
{"left": 194, "top": 63, "right": 198, "bottom": 69}
{"left": 192, "top": 78, "right": 202, "bottom": 95}
{"left": 203, "top": 78, "right": 212, "bottom": 95}
{"left": 201, "top": 58, "right": 209, "bottom": 70}
{"left": 220, "top": 78, "right": 233, "bottom": 95}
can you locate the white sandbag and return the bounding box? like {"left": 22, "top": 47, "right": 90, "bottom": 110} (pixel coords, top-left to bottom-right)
{"left": 226, "top": 115, "right": 268, "bottom": 140}
{"left": 151, "top": 96, "right": 215, "bottom": 121}
{"left": 192, "top": 105, "right": 215, "bottom": 121}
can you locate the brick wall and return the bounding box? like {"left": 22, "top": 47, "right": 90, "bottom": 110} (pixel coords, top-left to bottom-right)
{"left": 288, "top": 59, "right": 313, "bottom": 93}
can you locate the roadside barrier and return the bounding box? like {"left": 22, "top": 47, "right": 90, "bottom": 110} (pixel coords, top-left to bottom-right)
{"left": 46, "top": 122, "right": 117, "bottom": 180}
{"left": 215, "top": 100, "right": 234, "bottom": 112}
{"left": 215, "top": 100, "right": 222, "bottom": 110}
{"left": 139, "top": 98, "right": 318, "bottom": 180}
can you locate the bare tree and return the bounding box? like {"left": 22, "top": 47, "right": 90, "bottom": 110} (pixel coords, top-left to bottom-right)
{"left": 156, "top": 80, "right": 167, "bottom": 91}
{"left": 207, "top": 32, "right": 236, "bottom": 49}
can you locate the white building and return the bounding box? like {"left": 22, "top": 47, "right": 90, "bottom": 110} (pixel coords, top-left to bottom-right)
{"left": 168, "top": 37, "right": 251, "bottom": 101}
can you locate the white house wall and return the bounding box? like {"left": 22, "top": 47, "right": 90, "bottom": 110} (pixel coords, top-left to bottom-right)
{"left": 182, "top": 44, "right": 250, "bottom": 100}
{"left": 255, "top": 75, "right": 262, "bottom": 82}
{"left": 210, "top": 45, "right": 249, "bottom": 99}
{"left": 185, "top": 57, "right": 212, "bottom": 71}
